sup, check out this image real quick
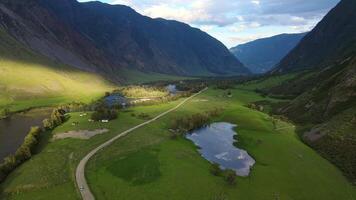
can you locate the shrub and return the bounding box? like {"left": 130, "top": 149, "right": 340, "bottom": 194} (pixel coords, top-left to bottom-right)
{"left": 224, "top": 170, "right": 237, "bottom": 185}
{"left": 1, "top": 155, "right": 16, "bottom": 174}
{"left": 15, "top": 127, "right": 41, "bottom": 162}
{"left": 42, "top": 118, "right": 54, "bottom": 130}
{"left": 137, "top": 113, "right": 151, "bottom": 120}
{"left": 171, "top": 108, "right": 224, "bottom": 134}
{"left": 0, "top": 108, "right": 10, "bottom": 118}
{"left": 51, "top": 109, "right": 65, "bottom": 126}
{"left": 91, "top": 104, "right": 117, "bottom": 121}
{"left": 116, "top": 86, "right": 168, "bottom": 98}
{"left": 210, "top": 163, "right": 223, "bottom": 176}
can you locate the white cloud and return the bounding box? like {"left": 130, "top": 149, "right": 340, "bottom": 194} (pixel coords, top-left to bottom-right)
{"left": 79, "top": 0, "right": 340, "bottom": 47}
{"left": 251, "top": 0, "right": 260, "bottom": 6}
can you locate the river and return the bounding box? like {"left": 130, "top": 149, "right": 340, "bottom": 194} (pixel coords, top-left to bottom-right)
{"left": 0, "top": 108, "right": 52, "bottom": 161}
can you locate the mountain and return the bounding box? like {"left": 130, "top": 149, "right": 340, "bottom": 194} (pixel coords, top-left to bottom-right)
{"left": 0, "top": 0, "right": 249, "bottom": 79}
{"left": 230, "top": 33, "right": 306, "bottom": 74}
{"left": 273, "top": 0, "right": 356, "bottom": 73}
{"left": 265, "top": 0, "right": 356, "bottom": 182}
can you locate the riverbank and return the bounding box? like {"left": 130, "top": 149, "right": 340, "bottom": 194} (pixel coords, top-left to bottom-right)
{"left": 0, "top": 108, "right": 52, "bottom": 161}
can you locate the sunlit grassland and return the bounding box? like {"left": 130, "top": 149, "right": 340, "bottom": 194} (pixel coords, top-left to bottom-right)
{"left": 0, "top": 28, "right": 115, "bottom": 114}
{"left": 0, "top": 60, "right": 116, "bottom": 112}
{"left": 119, "top": 68, "right": 193, "bottom": 85}
{"left": 1, "top": 84, "right": 355, "bottom": 200}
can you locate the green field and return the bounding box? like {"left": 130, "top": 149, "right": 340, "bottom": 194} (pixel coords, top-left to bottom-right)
{"left": 119, "top": 68, "right": 192, "bottom": 85}
{"left": 1, "top": 83, "right": 355, "bottom": 199}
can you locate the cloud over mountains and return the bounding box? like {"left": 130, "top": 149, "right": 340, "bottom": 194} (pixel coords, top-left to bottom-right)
{"left": 79, "top": 0, "right": 339, "bottom": 47}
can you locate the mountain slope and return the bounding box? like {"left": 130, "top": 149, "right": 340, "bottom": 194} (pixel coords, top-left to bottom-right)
{"left": 0, "top": 26, "right": 114, "bottom": 114}
{"left": 0, "top": 0, "right": 249, "bottom": 78}
{"left": 230, "top": 33, "right": 306, "bottom": 73}
{"left": 274, "top": 0, "right": 356, "bottom": 73}
{"left": 264, "top": 0, "right": 356, "bottom": 182}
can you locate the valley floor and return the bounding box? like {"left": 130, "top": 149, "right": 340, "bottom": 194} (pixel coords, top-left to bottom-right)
{"left": 1, "top": 86, "right": 355, "bottom": 200}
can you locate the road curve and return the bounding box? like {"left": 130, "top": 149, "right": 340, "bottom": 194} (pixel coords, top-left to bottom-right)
{"left": 76, "top": 88, "right": 208, "bottom": 200}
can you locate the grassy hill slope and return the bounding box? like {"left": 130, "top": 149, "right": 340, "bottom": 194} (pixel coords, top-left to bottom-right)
{"left": 0, "top": 28, "right": 115, "bottom": 115}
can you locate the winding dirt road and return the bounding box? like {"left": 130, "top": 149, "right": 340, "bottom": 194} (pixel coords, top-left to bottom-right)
{"left": 75, "top": 88, "right": 208, "bottom": 200}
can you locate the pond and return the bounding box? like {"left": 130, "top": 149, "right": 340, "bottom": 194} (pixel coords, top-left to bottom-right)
{"left": 166, "top": 84, "right": 178, "bottom": 94}
{"left": 104, "top": 93, "right": 128, "bottom": 107}
{"left": 186, "top": 122, "right": 255, "bottom": 176}
{"left": 0, "top": 108, "right": 52, "bottom": 161}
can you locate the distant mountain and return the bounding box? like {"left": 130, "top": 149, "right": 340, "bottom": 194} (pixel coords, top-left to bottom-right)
{"left": 273, "top": 0, "right": 356, "bottom": 73}
{"left": 230, "top": 33, "right": 306, "bottom": 74}
{"left": 265, "top": 0, "right": 356, "bottom": 182}
{"left": 0, "top": 0, "right": 249, "bottom": 79}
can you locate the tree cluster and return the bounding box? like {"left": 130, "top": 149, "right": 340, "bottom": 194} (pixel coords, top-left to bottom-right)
{"left": 209, "top": 163, "right": 237, "bottom": 185}
{"left": 0, "top": 127, "right": 41, "bottom": 183}
{"left": 91, "top": 104, "right": 117, "bottom": 121}
{"left": 42, "top": 108, "right": 66, "bottom": 130}
{"left": 170, "top": 108, "right": 223, "bottom": 137}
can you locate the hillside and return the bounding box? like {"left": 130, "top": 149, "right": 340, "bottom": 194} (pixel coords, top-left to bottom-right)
{"left": 0, "top": 0, "right": 249, "bottom": 78}
{"left": 273, "top": 0, "right": 356, "bottom": 73}
{"left": 230, "top": 33, "right": 306, "bottom": 73}
{"left": 0, "top": 26, "right": 115, "bottom": 114}
{"left": 265, "top": 0, "right": 356, "bottom": 182}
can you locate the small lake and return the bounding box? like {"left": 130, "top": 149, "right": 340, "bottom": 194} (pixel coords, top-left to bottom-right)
{"left": 166, "top": 84, "right": 178, "bottom": 94}
{"left": 0, "top": 108, "right": 52, "bottom": 161}
{"left": 105, "top": 93, "right": 128, "bottom": 107}
{"left": 186, "top": 122, "right": 255, "bottom": 176}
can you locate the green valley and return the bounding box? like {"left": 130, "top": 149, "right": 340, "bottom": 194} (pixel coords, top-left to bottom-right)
{"left": 0, "top": 0, "right": 355, "bottom": 199}
{"left": 1, "top": 81, "right": 355, "bottom": 199}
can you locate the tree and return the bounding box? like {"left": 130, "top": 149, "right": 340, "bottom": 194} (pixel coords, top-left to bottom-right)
{"left": 15, "top": 145, "right": 32, "bottom": 162}
{"left": 1, "top": 155, "right": 17, "bottom": 173}
{"left": 224, "top": 170, "right": 237, "bottom": 185}
{"left": 1, "top": 108, "right": 10, "bottom": 117}
{"left": 43, "top": 118, "right": 54, "bottom": 130}
{"left": 51, "top": 109, "right": 65, "bottom": 126}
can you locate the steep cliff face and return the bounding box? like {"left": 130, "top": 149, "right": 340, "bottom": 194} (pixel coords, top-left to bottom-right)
{"left": 0, "top": 0, "right": 249, "bottom": 78}
{"left": 273, "top": 0, "right": 356, "bottom": 73}
{"left": 0, "top": 0, "right": 116, "bottom": 78}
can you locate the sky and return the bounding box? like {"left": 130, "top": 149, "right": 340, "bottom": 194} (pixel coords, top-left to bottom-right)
{"left": 78, "top": 0, "right": 340, "bottom": 48}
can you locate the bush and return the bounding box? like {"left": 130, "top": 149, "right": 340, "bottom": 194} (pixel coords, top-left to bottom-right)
{"left": 91, "top": 104, "right": 117, "bottom": 121}
{"left": 0, "top": 108, "right": 10, "bottom": 118}
{"left": 136, "top": 113, "right": 151, "bottom": 120}
{"left": 224, "top": 170, "right": 237, "bottom": 185}
{"left": 171, "top": 108, "right": 224, "bottom": 133}
{"left": 51, "top": 109, "right": 65, "bottom": 126}
{"left": 15, "top": 127, "right": 41, "bottom": 162}
{"left": 42, "top": 118, "right": 54, "bottom": 130}
{"left": 116, "top": 86, "right": 168, "bottom": 98}
{"left": 210, "top": 163, "right": 223, "bottom": 176}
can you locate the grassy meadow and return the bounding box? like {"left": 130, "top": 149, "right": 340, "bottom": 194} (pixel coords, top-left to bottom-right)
{"left": 1, "top": 80, "right": 355, "bottom": 199}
